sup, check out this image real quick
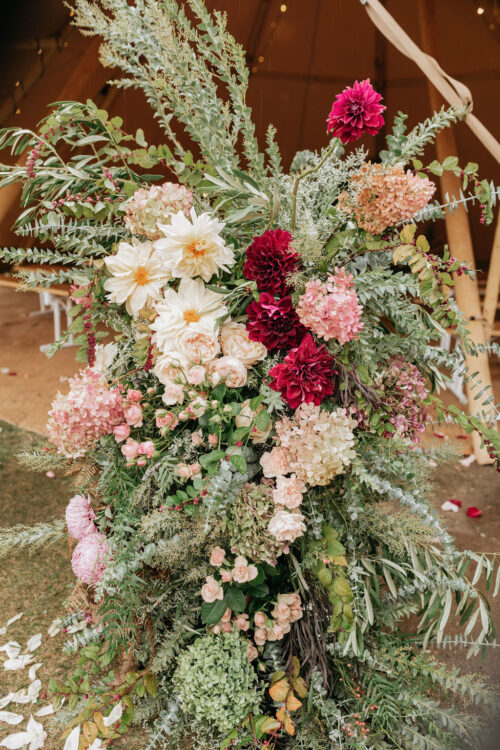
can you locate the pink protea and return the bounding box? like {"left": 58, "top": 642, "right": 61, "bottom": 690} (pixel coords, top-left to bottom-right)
{"left": 47, "top": 368, "right": 125, "bottom": 458}
{"left": 297, "top": 268, "right": 364, "bottom": 344}
{"left": 327, "top": 79, "right": 385, "bottom": 143}
{"left": 71, "top": 533, "right": 109, "bottom": 585}
{"left": 66, "top": 494, "right": 97, "bottom": 540}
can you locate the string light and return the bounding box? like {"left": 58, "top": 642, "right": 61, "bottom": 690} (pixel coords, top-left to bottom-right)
{"left": 15, "top": 108, "right": 21, "bottom": 115}
{"left": 280, "top": 4, "right": 287, "bottom": 12}
{"left": 477, "top": 6, "right": 485, "bottom": 14}
{"left": 258, "top": 55, "right": 264, "bottom": 63}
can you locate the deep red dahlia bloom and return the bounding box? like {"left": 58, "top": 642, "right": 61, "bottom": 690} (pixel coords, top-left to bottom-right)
{"left": 246, "top": 294, "right": 306, "bottom": 351}
{"left": 243, "top": 229, "right": 301, "bottom": 297}
{"left": 268, "top": 333, "right": 335, "bottom": 409}
{"left": 327, "top": 79, "right": 386, "bottom": 144}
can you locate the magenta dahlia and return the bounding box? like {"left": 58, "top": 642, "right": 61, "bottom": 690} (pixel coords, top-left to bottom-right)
{"left": 269, "top": 333, "right": 335, "bottom": 409}
{"left": 246, "top": 294, "right": 306, "bottom": 351}
{"left": 327, "top": 79, "right": 386, "bottom": 144}
{"left": 243, "top": 229, "right": 301, "bottom": 297}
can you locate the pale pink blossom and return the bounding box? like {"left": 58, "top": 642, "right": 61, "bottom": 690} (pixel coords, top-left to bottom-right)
{"left": 254, "top": 612, "right": 266, "bottom": 628}
{"left": 254, "top": 628, "right": 267, "bottom": 646}
{"left": 268, "top": 510, "right": 307, "bottom": 543}
{"left": 272, "top": 475, "right": 306, "bottom": 510}
{"left": 161, "top": 382, "right": 185, "bottom": 406}
{"left": 191, "top": 429, "right": 204, "bottom": 446}
{"left": 221, "top": 621, "right": 232, "bottom": 633}
{"left": 207, "top": 356, "right": 247, "bottom": 388}
{"left": 124, "top": 404, "right": 143, "bottom": 428}
{"left": 177, "top": 327, "right": 220, "bottom": 364}
{"left": 260, "top": 447, "right": 290, "bottom": 478}
{"left": 190, "top": 462, "right": 202, "bottom": 476}
{"left": 121, "top": 438, "right": 140, "bottom": 461}
{"left": 247, "top": 644, "right": 258, "bottom": 661}
{"left": 210, "top": 546, "right": 226, "bottom": 566}
{"left": 219, "top": 321, "right": 267, "bottom": 367}
{"left": 175, "top": 462, "right": 193, "bottom": 479}
{"left": 138, "top": 440, "right": 155, "bottom": 458}
{"left": 200, "top": 575, "right": 224, "bottom": 603}
{"left": 221, "top": 570, "right": 233, "bottom": 583}
{"left": 66, "top": 494, "right": 96, "bottom": 540}
{"left": 71, "top": 533, "right": 108, "bottom": 585}
{"left": 113, "top": 423, "right": 130, "bottom": 443}
{"left": 127, "top": 389, "right": 142, "bottom": 402}
{"left": 186, "top": 396, "right": 207, "bottom": 418}
{"left": 234, "top": 614, "right": 250, "bottom": 632}
{"left": 221, "top": 607, "right": 232, "bottom": 623}
{"left": 155, "top": 410, "right": 179, "bottom": 430}
{"left": 232, "top": 556, "right": 258, "bottom": 584}
{"left": 186, "top": 365, "right": 206, "bottom": 385}
{"left": 208, "top": 433, "right": 219, "bottom": 446}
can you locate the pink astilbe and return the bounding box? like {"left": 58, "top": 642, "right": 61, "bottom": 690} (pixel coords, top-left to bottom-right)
{"left": 327, "top": 79, "right": 385, "bottom": 144}
{"left": 339, "top": 163, "right": 436, "bottom": 235}
{"left": 66, "top": 494, "right": 97, "bottom": 540}
{"left": 71, "top": 532, "right": 109, "bottom": 585}
{"left": 297, "top": 268, "right": 364, "bottom": 344}
{"left": 47, "top": 369, "right": 125, "bottom": 458}
{"left": 124, "top": 181, "right": 193, "bottom": 240}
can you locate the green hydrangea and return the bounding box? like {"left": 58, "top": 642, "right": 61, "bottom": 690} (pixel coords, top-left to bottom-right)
{"left": 226, "top": 483, "right": 284, "bottom": 565}
{"left": 173, "top": 631, "right": 263, "bottom": 733}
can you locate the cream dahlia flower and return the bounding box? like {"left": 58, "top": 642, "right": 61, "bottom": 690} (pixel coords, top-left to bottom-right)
{"left": 104, "top": 239, "right": 169, "bottom": 318}
{"left": 154, "top": 208, "right": 235, "bottom": 282}
{"left": 152, "top": 277, "right": 227, "bottom": 355}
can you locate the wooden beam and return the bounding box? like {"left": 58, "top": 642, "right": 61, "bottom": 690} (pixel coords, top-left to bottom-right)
{"left": 483, "top": 210, "right": 500, "bottom": 329}
{"left": 373, "top": 0, "right": 387, "bottom": 157}
{"left": 418, "top": 0, "right": 497, "bottom": 464}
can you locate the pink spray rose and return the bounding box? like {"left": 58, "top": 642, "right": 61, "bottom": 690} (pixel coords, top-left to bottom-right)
{"left": 210, "top": 546, "right": 226, "bottom": 566}
{"left": 138, "top": 440, "right": 155, "bottom": 458}
{"left": 200, "top": 575, "right": 224, "bottom": 603}
{"left": 113, "top": 423, "right": 130, "bottom": 443}
{"left": 121, "top": 438, "right": 141, "bottom": 461}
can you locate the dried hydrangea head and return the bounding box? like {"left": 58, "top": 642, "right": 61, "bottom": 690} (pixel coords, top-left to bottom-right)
{"left": 261, "top": 402, "right": 357, "bottom": 486}
{"left": 338, "top": 162, "right": 436, "bottom": 235}
{"left": 124, "top": 181, "right": 192, "bottom": 240}
{"left": 226, "top": 482, "right": 287, "bottom": 566}
{"left": 47, "top": 369, "right": 124, "bottom": 458}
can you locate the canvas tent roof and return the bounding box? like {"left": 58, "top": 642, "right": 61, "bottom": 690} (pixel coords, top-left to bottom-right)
{"left": 0, "top": 0, "right": 498, "bottom": 261}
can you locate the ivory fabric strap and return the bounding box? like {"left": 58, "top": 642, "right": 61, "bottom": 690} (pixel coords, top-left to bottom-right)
{"left": 359, "top": 0, "right": 500, "bottom": 164}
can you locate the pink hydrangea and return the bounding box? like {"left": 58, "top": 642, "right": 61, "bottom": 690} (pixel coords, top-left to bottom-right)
{"left": 66, "top": 494, "right": 97, "bottom": 540}
{"left": 47, "top": 369, "right": 124, "bottom": 458}
{"left": 297, "top": 268, "right": 364, "bottom": 344}
{"left": 71, "top": 533, "right": 109, "bottom": 585}
{"left": 338, "top": 163, "right": 436, "bottom": 234}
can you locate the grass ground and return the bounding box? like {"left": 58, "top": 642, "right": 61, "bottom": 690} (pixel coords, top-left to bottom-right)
{"left": 0, "top": 419, "right": 499, "bottom": 748}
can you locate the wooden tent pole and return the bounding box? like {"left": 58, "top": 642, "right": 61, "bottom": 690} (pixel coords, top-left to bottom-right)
{"left": 483, "top": 211, "right": 500, "bottom": 330}
{"left": 417, "top": 0, "right": 496, "bottom": 464}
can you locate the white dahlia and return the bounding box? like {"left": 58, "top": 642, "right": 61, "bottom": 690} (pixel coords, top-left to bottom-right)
{"left": 104, "top": 240, "right": 169, "bottom": 318}
{"left": 152, "top": 277, "right": 228, "bottom": 355}
{"left": 154, "top": 208, "right": 235, "bottom": 282}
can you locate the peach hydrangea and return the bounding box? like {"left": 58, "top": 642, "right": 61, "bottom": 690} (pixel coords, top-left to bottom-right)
{"left": 272, "top": 475, "right": 306, "bottom": 509}
{"left": 338, "top": 162, "right": 436, "bottom": 235}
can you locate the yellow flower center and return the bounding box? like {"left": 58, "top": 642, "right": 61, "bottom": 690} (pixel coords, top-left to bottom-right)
{"left": 134, "top": 266, "right": 150, "bottom": 286}
{"left": 183, "top": 309, "right": 201, "bottom": 323}
{"left": 186, "top": 240, "right": 208, "bottom": 258}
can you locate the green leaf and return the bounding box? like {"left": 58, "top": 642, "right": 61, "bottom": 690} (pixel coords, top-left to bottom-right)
{"left": 333, "top": 577, "right": 352, "bottom": 598}
{"left": 135, "top": 128, "right": 147, "bottom": 147}
{"left": 327, "top": 540, "right": 346, "bottom": 557}
{"left": 230, "top": 453, "right": 247, "bottom": 473}
{"left": 442, "top": 155, "right": 459, "bottom": 171}
{"left": 201, "top": 598, "right": 227, "bottom": 625}
{"left": 254, "top": 409, "right": 270, "bottom": 431}
{"left": 225, "top": 586, "right": 246, "bottom": 613}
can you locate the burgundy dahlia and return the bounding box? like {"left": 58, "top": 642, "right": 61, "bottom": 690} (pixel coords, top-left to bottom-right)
{"left": 327, "top": 79, "right": 386, "bottom": 144}
{"left": 243, "top": 229, "right": 301, "bottom": 297}
{"left": 269, "top": 333, "right": 335, "bottom": 409}
{"left": 246, "top": 294, "right": 306, "bottom": 351}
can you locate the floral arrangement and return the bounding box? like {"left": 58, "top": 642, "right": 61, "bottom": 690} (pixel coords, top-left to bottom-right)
{"left": 0, "top": 1, "right": 499, "bottom": 748}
